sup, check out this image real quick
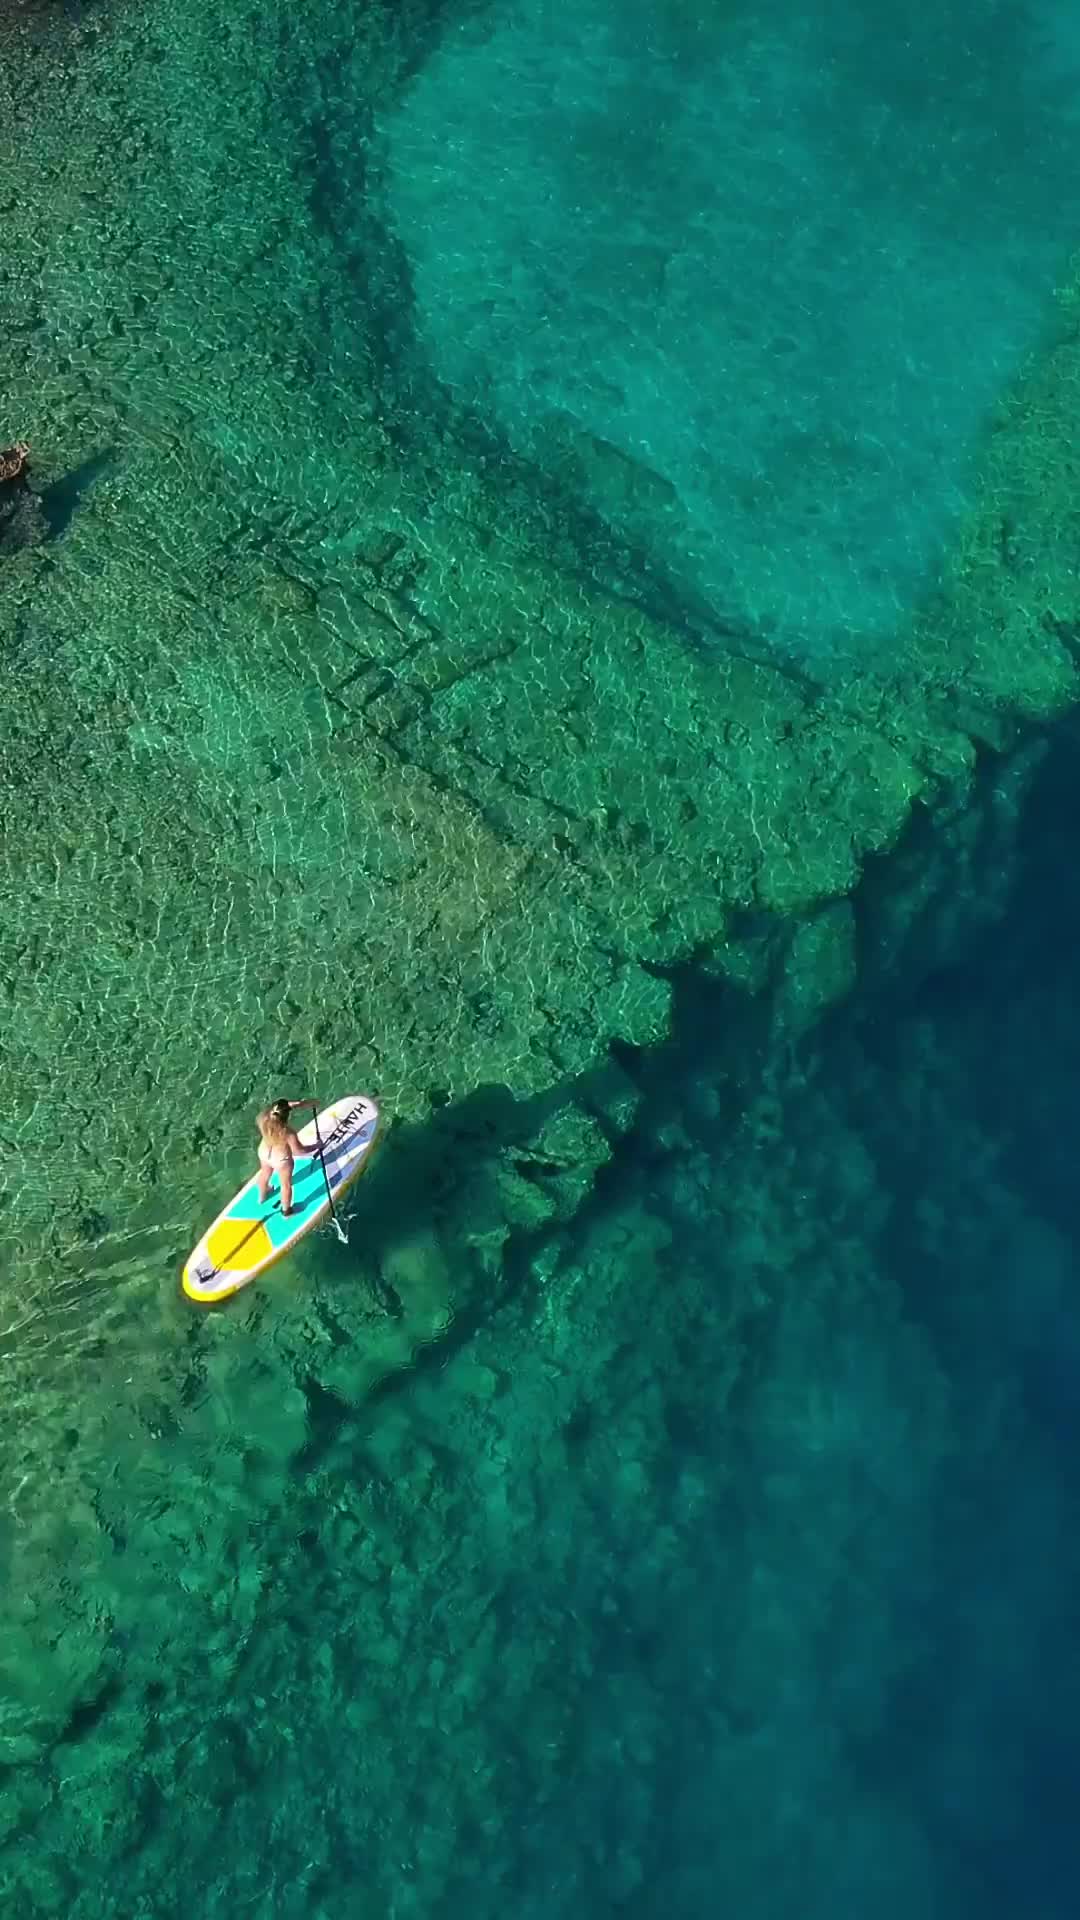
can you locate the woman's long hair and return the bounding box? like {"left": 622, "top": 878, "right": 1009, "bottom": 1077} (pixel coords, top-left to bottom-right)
{"left": 260, "top": 1099, "right": 291, "bottom": 1149}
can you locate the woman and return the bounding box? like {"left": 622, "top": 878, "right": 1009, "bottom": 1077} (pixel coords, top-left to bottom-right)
{"left": 256, "top": 1097, "right": 317, "bottom": 1218}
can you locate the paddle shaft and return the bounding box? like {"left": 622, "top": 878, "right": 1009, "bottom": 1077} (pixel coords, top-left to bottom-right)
{"left": 310, "top": 1104, "right": 341, "bottom": 1233}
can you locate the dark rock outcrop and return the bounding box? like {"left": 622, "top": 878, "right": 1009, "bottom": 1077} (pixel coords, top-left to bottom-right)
{"left": 0, "top": 442, "right": 48, "bottom": 554}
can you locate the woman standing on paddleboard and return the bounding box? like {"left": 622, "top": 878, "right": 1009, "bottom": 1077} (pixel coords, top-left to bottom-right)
{"left": 255, "top": 1098, "right": 316, "bottom": 1217}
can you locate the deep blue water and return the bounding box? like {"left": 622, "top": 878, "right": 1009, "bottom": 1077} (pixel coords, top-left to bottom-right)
{"left": 361, "top": 728, "right": 1080, "bottom": 1920}
{"left": 573, "top": 740, "right": 1080, "bottom": 1918}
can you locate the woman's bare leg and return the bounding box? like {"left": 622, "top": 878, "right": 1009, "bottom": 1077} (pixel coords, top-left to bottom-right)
{"left": 256, "top": 1164, "right": 272, "bottom": 1207}
{"left": 280, "top": 1161, "right": 294, "bottom": 1216}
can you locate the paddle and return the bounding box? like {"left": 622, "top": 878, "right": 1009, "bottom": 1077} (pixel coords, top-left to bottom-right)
{"left": 309, "top": 1101, "right": 349, "bottom": 1245}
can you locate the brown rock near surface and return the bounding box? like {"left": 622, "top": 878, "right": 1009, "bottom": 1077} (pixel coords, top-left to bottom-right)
{"left": 0, "top": 439, "right": 47, "bottom": 553}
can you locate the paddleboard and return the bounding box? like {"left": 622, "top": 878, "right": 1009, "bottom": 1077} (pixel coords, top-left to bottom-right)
{"left": 182, "top": 1095, "right": 380, "bottom": 1304}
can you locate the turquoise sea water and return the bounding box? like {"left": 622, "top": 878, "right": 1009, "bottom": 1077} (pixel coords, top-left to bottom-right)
{"left": 2, "top": 0, "right": 1080, "bottom": 1913}
{"left": 379, "top": 0, "right": 1080, "bottom": 663}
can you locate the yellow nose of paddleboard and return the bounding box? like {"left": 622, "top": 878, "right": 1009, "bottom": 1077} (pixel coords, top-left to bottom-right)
{"left": 206, "top": 1219, "right": 275, "bottom": 1273}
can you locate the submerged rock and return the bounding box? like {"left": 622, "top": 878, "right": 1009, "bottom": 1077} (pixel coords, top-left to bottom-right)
{"left": 0, "top": 442, "right": 47, "bottom": 556}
